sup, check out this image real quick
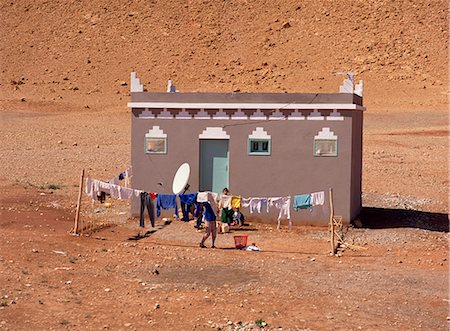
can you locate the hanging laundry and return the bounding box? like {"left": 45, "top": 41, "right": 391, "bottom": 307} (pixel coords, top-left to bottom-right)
{"left": 156, "top": 194, "right": 178, "bottom": 217}
{"left": 269, "top": 196, "right": 292, "bottom": 229}
{"left": 293, "top": 194, "right": 312, "bottom": 211}
{"left": 85, "top": 177, "right": 94, "bottom": 199}
{"left": 140, "top": 192, "right": 155, "bottom": 227}
{"left": 179, "top": 193, "right": 198, "bottom": 221}
{"left": 242, "top": 197, "right": 268, "bottom": 214}
{"left": 219, "top": 195, "right": 232, "bottom": 209}
{"left": 311, "top": 191, "right": 325, "bottom": 206}
{"left": 201, "top": 202, "right": 216, "bottom": 222}
{"left": 231, "top": 196, "right": 241, "bottom": 209}
{"left": 197, "top": 192, "right": 219, "bottom": 214}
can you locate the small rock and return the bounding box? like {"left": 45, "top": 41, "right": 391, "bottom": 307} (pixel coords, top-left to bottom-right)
{"left": 20, "top": 97, "right": 26, "bottom": 102}
{"left": 154, "top": 303, "right": 160, "bottom": 309}
{"left": 310, "top": 257, "right": 316, "bottom": 262}
{"left": 72, "top": 142, "right": 77, "bottom": 146}
{"left": 104, "top": 288, "right": 111, "bottom": 292}
{"left": 57, "top": 140, "right": 62, "bottom": 144}
{"left": 124, "top": 323, "right": 132, "bottom": 327}
{"left": 120, "top": 81, "right": 128, "bottom": 86}
{"left": 282, "top": 22, "right": 291, "bottom": 28}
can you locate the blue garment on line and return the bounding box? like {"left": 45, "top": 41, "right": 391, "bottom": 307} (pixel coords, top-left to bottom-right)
{"left": 179, "top": 193, "right": 198, "bottom": 221}
{"left": 293, "top": 194, "right": 312, "bottom": 211}
{"left": 156, "top": 194, "right": 178, "bottom": 217}
{"left": 197, "top": 202, "right": 216, "bottom": 222}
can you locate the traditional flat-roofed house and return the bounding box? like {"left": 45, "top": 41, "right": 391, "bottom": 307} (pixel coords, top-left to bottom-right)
{"left": 128, "top": 73, "right": 365, "bottom": 225}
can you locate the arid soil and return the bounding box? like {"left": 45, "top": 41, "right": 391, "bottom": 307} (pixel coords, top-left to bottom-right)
{"left": 0, "top": 0, "right": 449, "bottom": 330}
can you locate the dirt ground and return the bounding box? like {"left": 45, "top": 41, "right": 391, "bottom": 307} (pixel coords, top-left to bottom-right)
{"left": 0, "top": 0, "right": 449, "bottom": 329}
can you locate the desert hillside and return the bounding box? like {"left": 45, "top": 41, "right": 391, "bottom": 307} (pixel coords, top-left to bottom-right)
{"left": 0, "top": 0, "right": 448, "bottom": 111}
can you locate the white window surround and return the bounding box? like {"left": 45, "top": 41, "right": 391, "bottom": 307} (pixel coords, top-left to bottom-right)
{"left": 314, "top": 127, "right": 337, "bottom": 140}
{"left": 249, "top": 127, "right": 271, "bottom": 140}
{"left": 145, "top": 126, "right": 167, "bottom": 138}
{"left": 199, "top": 127, "right": 230, "bottom": 139}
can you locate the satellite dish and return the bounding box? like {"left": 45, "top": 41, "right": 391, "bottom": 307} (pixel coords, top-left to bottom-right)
{"left": 172, "top": 163, "right": 190, "bottom": 194}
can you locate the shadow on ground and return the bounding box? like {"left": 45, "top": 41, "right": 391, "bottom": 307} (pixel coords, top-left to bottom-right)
{"left": 360, "top": 207, "right": 449, "bottom": 232}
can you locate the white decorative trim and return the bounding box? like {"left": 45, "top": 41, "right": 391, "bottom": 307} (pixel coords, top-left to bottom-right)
{"left": 157, "top": 109, "right": 173, "bottom": 119}
{"left": 326, "top": 109, "right": 344, "bottom": 121}
{"left": 355, "top": 80, "right": 363, "bottom": 97}
{"left": 339, "top": 78, "right": 354, "bottom": 94}
{"left": 130, "top": 72, "right": 144, "bottom": 92}
{"left": 139, "top": 108, "right": 155, "bottom": 119}
{"left": 213, "top": 109, "right": 229, "bottom": 120}
{"left": 145, "top": 126, "right": 167, "bottom": 138}
{"left": 175, "top": 109, "right": 192, "bottom": 119}
{"left": 287, "top": 110, "right": 305, "bottom": 121}
{"left": 269, "top": 110, "right": 285, "bottom": 120}
{"left": 199, "top": 127, "right": 230, "bottom": 139}
{"left": 231, "top": 109, "right": 248, "bottom": 120}
{"left": 249, "top": 127, "right": 271, "bottom": 140}
{"left": 250, "top": 109, "right": 267, "bottom": 120}
{"left": 194, "top": 109, "right": 211, "bottom": 119}
{"left": 315, "top": 128, "right": 337, "bottom": 140}
{"left": 307, "top": 109, "right": 324, "bottom": 120}
{"left": 128, "top": 102, "right": 365, "bottom": 111}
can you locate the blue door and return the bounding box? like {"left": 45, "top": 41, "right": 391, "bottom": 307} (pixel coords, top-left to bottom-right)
{"left": 200, "top": 139, "right": 229, "bottom": 193}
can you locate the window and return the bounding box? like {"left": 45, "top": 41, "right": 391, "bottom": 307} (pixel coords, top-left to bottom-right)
{"left": 314, "top": 127, "right": 338, "bottom": 157}
{"left": 145, "top": 126, "right": 167, "bottom": 154}
{"left": 249, "top": 139, "right": 271, "bottom": 155}
{"left": 248, "top": 127, "right": 271, "bottom": 156}
{"left": 145, "top": 137, "right": 167, "bottom": 154}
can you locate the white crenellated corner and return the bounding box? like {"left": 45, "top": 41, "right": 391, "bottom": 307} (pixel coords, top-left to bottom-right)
{"left": 269, "top": 110, "right": 285, "bottom": 120}
{"left": 139, "top": 108, "right": 155, "bottom": 119}
{"left": 213, "top": 109, "right": 229, "bottom": 120}
{"left": 326, "top": 109, "right": 344, "bottom": 121}
{"left": 315, "top": 127, "right": 337, "bottom": 140}
{"left": 145, "top": 126, "right": 167, "bottom": 138}
{"left": 307, "top": 109, "right": 324, "bottom": 120}
{"left": 130, "top": 72, "right": 144, "bottom": 92}
{"left": 287, "top": 110, "right": 305, "bottom": 120}
{"left": 194, "top": 109, "right": 211, "bottom": 119}
{"left": 157, "top": 109, "right": 173, "bottom": 119}
{"left": 249, "top": 127, "right": 271, "bottom": 140}
{"left": 231, "top": 109, "right": 248, "bottom": 120}
{"left": 354, "top": 80, "right": 363, "bottom": 97}
{"left": 250, "top": 109, "right": 266, "bottom": 120}
{"left": 199, "top": 127, "right": 230, "bottom": 139}
{"left": 175, "top": 109, "right": 192, "bottom": 119}
{"left": 339, "top": 77, "right": 354, "bottom": 94}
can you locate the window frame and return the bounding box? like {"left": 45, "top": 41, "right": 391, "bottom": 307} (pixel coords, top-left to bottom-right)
{"left": 313, "top": 139, "right": 338, "bottom": 157}
{"left": 144, "top": 136, "right": 167, "bottom": 155}
{"left": 248, "top": 138, "right": 271, "bottom": 156}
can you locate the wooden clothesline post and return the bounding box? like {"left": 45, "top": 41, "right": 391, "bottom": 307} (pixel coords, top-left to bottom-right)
{"left": 74, "top": 169, "right": 85, "bottom": 235}
{"left": 329, "top": 188, "right": 336, "bottom": 255}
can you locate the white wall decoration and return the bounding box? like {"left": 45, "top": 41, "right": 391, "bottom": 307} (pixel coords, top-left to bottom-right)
{"left": 157, "top": 109, "right": 173, "bottom": 119}
{"left": 175, "top": 109, "right": 192, "bottom": 119}
{"left": 326, "top": 109, "right": 344, "bottom": 121}
{"left": 287, "top": 110, "right": 305, "bottom": 120}
{"left": 269, "top": 110, "right": 285, "bottom": 120}
{"left": 231, "top": 109, "right": 248, "bottom": 120}
{"left": 307, "top": 109, "right": 324, "bottom": 120}
{"left": 130, "top": 72, "right": 144, "bottom": 92}
{"left": 194, "top": 109, "right": 211, "bottom": 119}
{"left": 139, "top": 108, "right": 155, "bottom": 119}
{"left": 199, "top": 127, "right": 230, "bottom": 139}
{"left": 213, "top": 109, "right": 229, "bottom": 120}
{"left": 250, "top": 109, "right": 267, "bottom": 120}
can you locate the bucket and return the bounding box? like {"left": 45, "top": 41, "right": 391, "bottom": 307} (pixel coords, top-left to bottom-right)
{"left": 233, "top": 235, "right": 248, "bottom": 249}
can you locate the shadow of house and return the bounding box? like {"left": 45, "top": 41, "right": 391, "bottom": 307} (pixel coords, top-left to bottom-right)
{"left": 359, "top": 207, "right": 449, "bottom": 232}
